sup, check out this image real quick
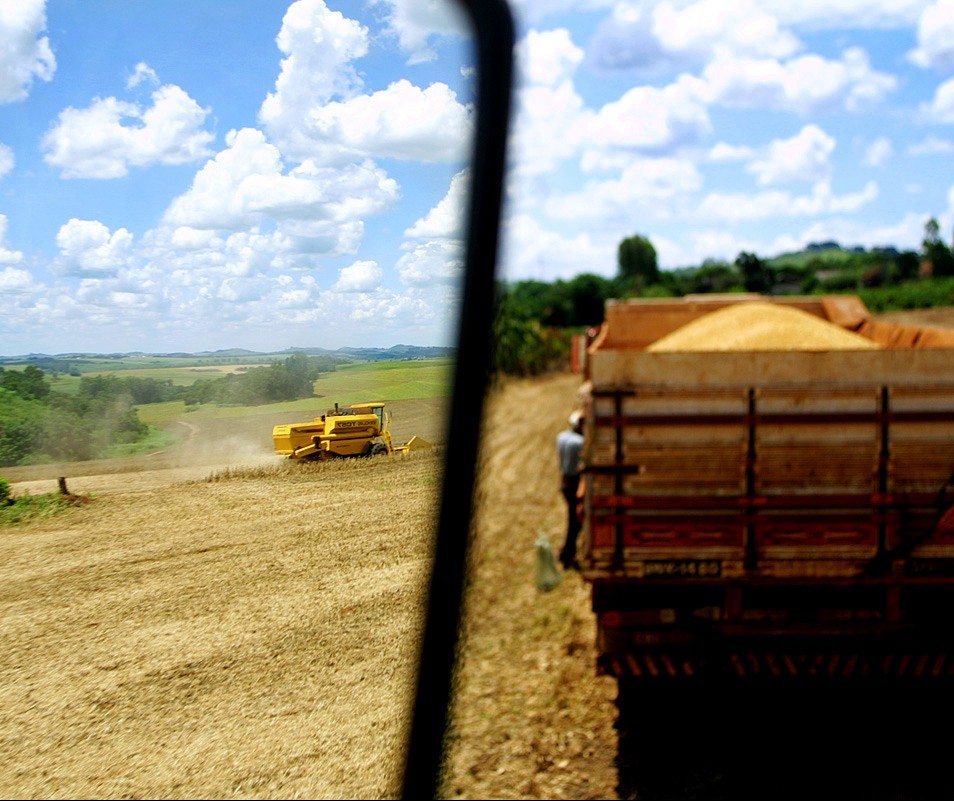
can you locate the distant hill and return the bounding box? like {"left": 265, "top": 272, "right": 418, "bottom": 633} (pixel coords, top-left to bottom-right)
{"left": 0, "top": 344, "right": 455, "bottom": 364}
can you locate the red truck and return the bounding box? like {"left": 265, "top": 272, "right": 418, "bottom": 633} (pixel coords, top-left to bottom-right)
{"left": 577, "top": 294, "right": 954, "bottom": 683}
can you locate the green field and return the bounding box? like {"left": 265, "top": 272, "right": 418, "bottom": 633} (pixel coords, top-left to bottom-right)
{"left": 132, "top": 358, "right": 453, "bottom": 426}
{"left": 311, "top": 359, "right": 453, "bottom": 402}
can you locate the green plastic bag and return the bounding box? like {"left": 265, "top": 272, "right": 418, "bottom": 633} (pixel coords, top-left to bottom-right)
{"left": 535, "top": 535, "right": 562, "bottom": 591}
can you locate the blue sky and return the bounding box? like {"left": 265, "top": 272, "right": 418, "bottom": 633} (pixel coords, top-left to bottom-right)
{"left": 2, "top": 1, "right": 954, "bottom": 355}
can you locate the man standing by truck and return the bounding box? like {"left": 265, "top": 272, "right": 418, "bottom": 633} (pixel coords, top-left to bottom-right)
{"left": 557, "top": 409, "right": 584, "bottom": 570}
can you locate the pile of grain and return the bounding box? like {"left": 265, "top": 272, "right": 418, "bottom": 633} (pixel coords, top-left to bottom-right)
{"left": 647, "top": 302, "right": 880, "bottom": 352}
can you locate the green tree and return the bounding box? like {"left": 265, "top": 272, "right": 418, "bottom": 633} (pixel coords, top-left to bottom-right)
{"left": 923, "top": 216, "right": 954, "bottom": 277}
{"left": 1, "top": 365, "right": 51, "bottom": 401}
{"left": 0, "top": 388, "right": 44, "bottom": 466}
{"left": 736, "top": 251, "right": 770, "bottom": 293}
{"left": 617, "top": 234, "right": 659, "bottom": 292}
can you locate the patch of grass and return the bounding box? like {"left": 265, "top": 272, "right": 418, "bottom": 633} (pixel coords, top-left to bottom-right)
{"left": 0, "top": 492, "right": 83, "bottom": 526}
{"left": 103, "top": 426, "right": 179, "bottom": 458}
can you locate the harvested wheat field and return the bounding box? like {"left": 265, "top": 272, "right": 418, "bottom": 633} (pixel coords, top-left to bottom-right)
{"left": 1, "top": 373, "right": 618, "bottom": 800}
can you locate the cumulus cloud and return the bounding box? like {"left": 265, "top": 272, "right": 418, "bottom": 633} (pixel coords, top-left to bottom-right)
{"left": 333, "top": 259, "right": 383, "bottom": 292}
{"left": 126, "top": 62, "right": 160, "bottom": 89}
{"left": 162, "top": 128, "right": 398, "bottom": 251}
{"left": 0, "top": 0, "right": 55, "bottom": 103}
{"left": 517, "top": 28, "right": 585, "bottom": 86}
{"left": 747, "top": 125, "right": 836, "bottom": 185}
{"left": 699, "top": 180, "right": 879, "bottom": 221}
{"left": 42, "top": 82, "right": 215, "bottom": 178}
{"left": 909, "top": 136, "right": 954, "bottom": 155}
{"left": 588, "top": 0, "right": 799, "bottom": 73}
{"left": 396, "top": 170, "right": 469, "bottom": 288}
{"left": 259, "top": 0, "right": 470, "bottom": 164}
{"left": 707, "top": 142, "right": 756, "bottom": 162}
{"left": 580, "top": 76, "right": 712, "bottom": 166}
{"left": 405, "top": 169, "right": 469, "bottom": 240}
{"left": 258, "top": 0, "right": 369, "bottom": 157}
{"left": 0, "top": 215, "right": 24, "bottom": 264}
{"left": 653, "top": 0, "right": 801, "bottom": 61}
{"left": 763, "top": 0, "right": 925, "bottom": 29}
{"left": 863, "top": 136, "right": 893, "bottom": 167}
{"left": 0, "top": 144, "right": 14, "bottom": 179}
{"left": 376, "top": 0, "right": 469, "bottom": 63}
{"left": 921, "top": 77, "right": 954, "bottom": 122}
{"left": 498, "top": 213, "right": 614, "bottom": 281}
{"left": 703, "top": 48, "right": 897, "bottom": 114}
{"left": 55, "top": 219, "right": 134, "bottom": 277}
{"left": 0, "top": 266, "right": 34, "bottom": 292}
{"left": 301, "top": 79, "right": 472, "bottom": 164}
{"left": 545, "top": 157, "right": 703, "bottom": 223}
{"left": 910, "top": 0, "right": 954, "bottom": 69}
{"left": 396, "top": 239, "right": 463, "bottom": 286}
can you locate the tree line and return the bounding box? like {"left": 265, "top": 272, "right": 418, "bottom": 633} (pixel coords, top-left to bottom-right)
{"left": 0, "top": 353, "right": 334, "bottom": 466}
{"left": 492, "top": 217, "right": 954, "bottom": 375}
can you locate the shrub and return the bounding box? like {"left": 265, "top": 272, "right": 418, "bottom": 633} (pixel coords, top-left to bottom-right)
{"left": 0, "top": 477, "right": 10, "bottom": 505}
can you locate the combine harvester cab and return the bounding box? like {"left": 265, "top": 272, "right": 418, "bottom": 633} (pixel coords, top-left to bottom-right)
{"left": 273, "top": 402, "right": 431, "bottom": 461}
{"left": 577, "top": 294, "right": 954, "bottom": 683}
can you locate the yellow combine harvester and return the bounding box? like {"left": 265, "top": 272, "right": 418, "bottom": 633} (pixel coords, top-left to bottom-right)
{"left": 272, "top": 402, "right": 431, "bottom": 460}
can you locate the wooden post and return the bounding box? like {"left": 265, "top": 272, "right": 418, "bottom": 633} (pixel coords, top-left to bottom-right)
{"left": 58, "top": 477, "right": 69, "bottom": 495}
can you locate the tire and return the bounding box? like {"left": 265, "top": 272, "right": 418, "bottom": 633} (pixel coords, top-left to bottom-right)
{"left": 370, "top": 442, "right": 388, "bottom": 457}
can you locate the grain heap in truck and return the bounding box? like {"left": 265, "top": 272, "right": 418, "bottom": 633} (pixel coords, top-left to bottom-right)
{"left": 576, "top": 294, "right": 954, "bottom": 682}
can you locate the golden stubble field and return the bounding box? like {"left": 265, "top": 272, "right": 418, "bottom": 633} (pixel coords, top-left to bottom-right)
{"left": 1, "top": 375, "right": 619, "bottom": 800}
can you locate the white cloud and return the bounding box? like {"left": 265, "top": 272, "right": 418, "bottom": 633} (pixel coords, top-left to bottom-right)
{"left": 699, "top": 180, "right": 879, "bottom": 221}
{"left": 42, "top": 84, "right": 215, "bottom": 178}
{"left": 511, "top": 75, "right": 591, "bottom": 177}
{"left": 580, "top": 76, "right": 712, "bottom": 166}
{"left": 653, "top": 229, "right": 761, "bottom": 270}
{"left": 909, "top": 135, "right": 954, "bottom": 154}
{"left": 258, "top": 0, "right": 369, "bottom": 158}
{"left": 785, "top": 210, "right": 929, "bottom": 254}
{"left": 162, "top": 128, "right": 398, "bottom": 252}
{"left": 910, "top": 0, "right": 954, "bottom": 69}
{"left": 707, "top": 142, "right": 756, "bottom": 162}
{"left": 55, "top": 219, "right": 135, "bottom": 277}
{"left": 405, "top": 169, "right": 469, "bottom": 240}
{"left": 301, "top": 79, "right": 472, "bottom": 164}
{"left": 547, "top": 157, "right": 703, "bottom": 224}
{"left": 259, "top": 1, "right": 470, "bottom": 164}
{"left": 396, "top": 240, "right": 463, "bottom": 287}
{"left": 703, "top": 48, "right": 897, "bottom": 114}
{"left": 126, "top": 62, "right": 160, "bottom": 90}
{"left": 508, "top": 28, "right": 591, "bottom": 178}
{"left": 921, "top": 77, "right": 954, "bottom": 122}
{"left": 588, "top": 1, "right": 799, "bottom": 74}
{"left": 334, "top": 259, "right": 383, "bottom": 292}
{"left": 863, "top": 136, "right": 893, "bottom": 166}
{"left": 747, "top": 125, "right": 836, "bottom": 185}
{"left": 516, "top": 28, "right": 585, "bottom": 87}
{"left": 0, "top": 143, "right": 14, "bottom": 178}
{"left": 499, "top": 213, "right": 615, "bottom": 281}
{"left": 763, "top": 0, "right": 925, "bottom": 29}
{"left": 0, "top": 266, "right": 34, "bottom": 292}
{"left": 653, "top": 0, "right": 801, "bottom": 61}
{"left": 0, "top": 0, "right": 55, "bottom": 103}
{"left": 377, "top": 0, "right": 469, "bottom": 63}
{"left": 0, "top": 215, "right": 24, "bottom": 264}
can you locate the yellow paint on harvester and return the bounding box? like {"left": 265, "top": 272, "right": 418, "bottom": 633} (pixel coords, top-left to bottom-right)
{"left": 646, "top": 302, "right": 881, "bottom": 352}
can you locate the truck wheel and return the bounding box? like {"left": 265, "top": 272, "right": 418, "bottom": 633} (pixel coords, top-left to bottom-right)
{"left": 370, "top": 443, "right": 388, "bottom": 457}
